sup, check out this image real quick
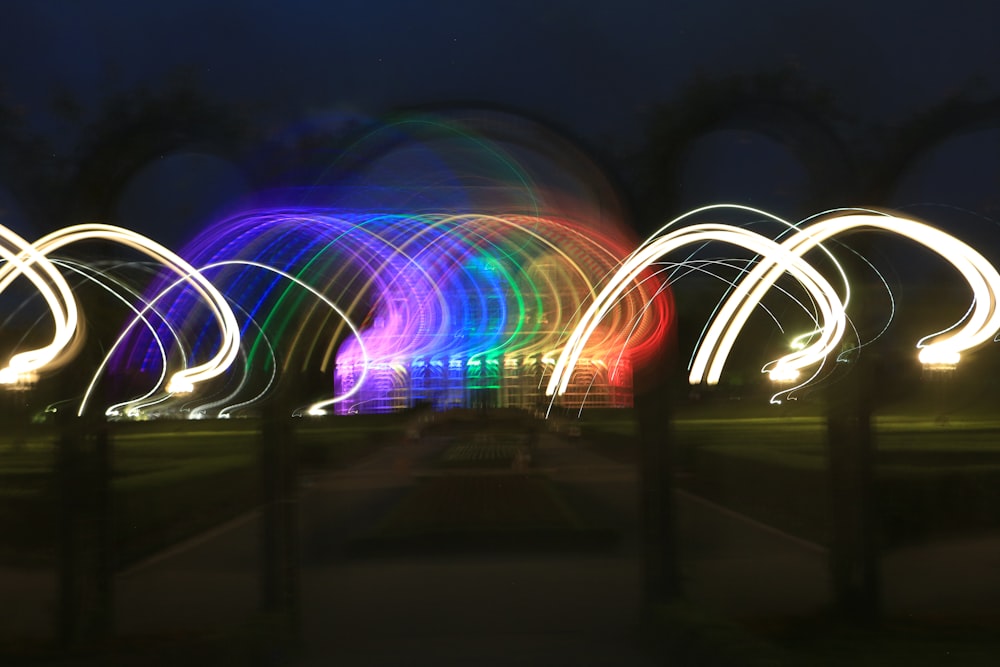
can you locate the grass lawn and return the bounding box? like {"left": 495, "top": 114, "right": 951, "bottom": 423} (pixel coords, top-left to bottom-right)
{"left": 571, "top": 403, "right": 1000, "bottom": 547}
{"left": 652, "top": 599, "right": 1000, "bottom": 667}
{"left": 0, "top": 416, "right": 406, "bottom": 567}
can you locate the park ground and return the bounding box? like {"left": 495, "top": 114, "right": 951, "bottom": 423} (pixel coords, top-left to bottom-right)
{"left": 1, "top": 402, "right": 1000, "bottom": 664}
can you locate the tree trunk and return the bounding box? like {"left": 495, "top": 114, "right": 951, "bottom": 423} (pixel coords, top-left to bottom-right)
{"left": 826, "top": 359, "right": 880, "bottom": 626}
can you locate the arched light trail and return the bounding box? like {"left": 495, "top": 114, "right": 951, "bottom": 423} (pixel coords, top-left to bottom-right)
{"left": 186, "top": 305, "right": 277, "bottom": 420}
{"left": 78, "top": 267, "right": 224, "bottom": 417}
{"left": 95, "top": 259, "right": 368, "bottom": 418}
{"left": 694, "top": 211, "right": 1000, "bottom": 388}
{"left": 128, "top": 209, "right": 670, "bottom": 415}
{"left": 1, "top": 256, "right": 178, "bottom": 417}
{"left": 638, "top": 205, "right": 852, "bottom": 378}
{"left": 326, "top": 212, "right": 668, "bottom": 413}
{"left": 141, "top": 294, "right": 278, "bottom": 419}
{"left": 1, "top": 224, "right": 240, "bottom": 396}
{"left": 201, "top": 260, "right": 369, "bottom": 418}
{"left": 11, "top": 200, "right": 999, "bottom": 417}
{"left": 612, "top": 258, "right": 814, "bottom": 385}
{"left": 41, "top": 258, "right": 176, "bottom": 418}
{"left": 646, "top": 257, "right": 820, "bottom": 336}
{"left": 546, "top": 223, "right": 846, "bottom": 401}
{"left": 121, "top": 212, "right": 402, "bottom": 414}
{"left": 258, "top": 216, "right": 392, "bottom": 375}
{"left": 687, "top": 209, "right": 861, "bottom": 387}
{"left": 215, "top": 326, "right": 277, "bottom": 419}
{"left": 328, "top": 215, "right": 636, "bottom": 412}
{"left": 0, "top": 225, "right": 81, "bottom": 385}
{"left": 641, "top": 257, "right": 834, "bottom": 405}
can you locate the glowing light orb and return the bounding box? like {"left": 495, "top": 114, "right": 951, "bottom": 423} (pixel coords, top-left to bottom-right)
{"left": 165, "top": 377, "right": 195, "bottom": 394}
{"left": 767, "top": 366, "right": 801, "bottom": 383}
{"left": 918, "top": 347, "right": 961, "bottom": 368}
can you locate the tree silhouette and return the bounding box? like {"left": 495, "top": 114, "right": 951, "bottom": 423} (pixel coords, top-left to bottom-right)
{"left": 0, "top": 82, "right": 59, "bottom": 228}
{"left": 62, "top": 68, "right": 249, "bottom": 225}
{"left": 633, "top": 67, "right": 856, "bottom": 232}
{"left": 866, "top": 92, "right": 1000, "bottom": 204}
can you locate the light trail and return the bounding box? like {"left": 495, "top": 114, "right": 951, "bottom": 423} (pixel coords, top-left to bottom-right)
{"left": 546, "top": 223, "right": 846, "bottom": 402}
{"left": 1, "top": 223, "right": 241, "bottom": 396}
{"left": 207, "top": 260, "right": 369, "bottom": 417}
{"left": 44, "top": 259, "right": 177, "bottom": 418}
{"left": 128, "top": 210, "right": 671, "bottom": 415}
{"left": 693, "top": 211, "right": 1000, "bottom": 391}
{"left": 78, "top": 267, "right": 231, "bottom": 417}
{"left": 11, "top": 206, "right": 997, "bottom": 415}
{"left": 551, "top": 206, "right": 1000, "bottom": 407}
{"left": 0, "top": 225, "right": 81, "bottom": 385}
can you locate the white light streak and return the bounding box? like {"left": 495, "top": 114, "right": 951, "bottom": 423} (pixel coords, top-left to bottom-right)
{"left": 546, "top": 223, "right": 846, "bottom": 399}
{"left": 1, "top": 224, "right": 240, "bottom": 396}
{"left": 694, "top": 211, "right": 1000, "bottom": 387}
{"left": 0, "top": 225, "right": 81, "bottom": 383}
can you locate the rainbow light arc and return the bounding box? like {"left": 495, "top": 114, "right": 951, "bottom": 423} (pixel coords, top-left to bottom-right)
{"left": 6, "top": 203, "right": 1000, "bottom": 416}
{"left": 112, "top": 209, "right": 670, "bottom": 418}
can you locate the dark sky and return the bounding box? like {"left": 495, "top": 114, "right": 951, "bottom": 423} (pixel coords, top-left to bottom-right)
{"left": 1, "top": 0, "right": 999, "bottom": 364}
{"left": 3, "top": 1, "right": 1000, "bottom": 249}
{"left": 4, "top": 0, "right": 999, "bottom": 153}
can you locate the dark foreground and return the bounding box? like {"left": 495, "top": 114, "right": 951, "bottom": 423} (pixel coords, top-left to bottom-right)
{"left": 2, "top": 413, "right": 1000, "bottom": 665}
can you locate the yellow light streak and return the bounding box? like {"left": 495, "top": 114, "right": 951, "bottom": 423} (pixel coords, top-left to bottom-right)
{"left": 0, "top": 224, "right": 240, "bottom": 395}
{"left": 546, "top": 223, "right": 846, "bottom": 399}
{"left": 693, "top": 211, "right": 1000, "bottom": 387}
{"left": 0, "top": 225, "right": 80, "bottom": 383}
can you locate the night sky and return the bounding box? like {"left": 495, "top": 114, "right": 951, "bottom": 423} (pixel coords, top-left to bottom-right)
{"left": 6, "top": 2, "right": 1000, "bottom": 145}
{"left": 3, "top": 1, "right": 1000, "bottom": 244}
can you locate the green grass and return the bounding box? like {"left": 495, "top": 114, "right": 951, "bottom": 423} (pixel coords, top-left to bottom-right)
{"left": 5, "top": 406, "right": 1000, "bottom": 563}
{"left": 577, "top": 405, "right": 1000, "bottom": 466}
{"left": 783, "top": 622, "right": 1000, "bottom": 667}
{"left": 651, "top": 600, "right": 1000, "bottom": 666}
{"left": 569, "top": 405, "right": 1000, "bottom": 547}
{"left": 0, "top": 416, "right": 403, "bottom": 566}
{"left": 649, "top": 599, "right": 795, "bottom": 666}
